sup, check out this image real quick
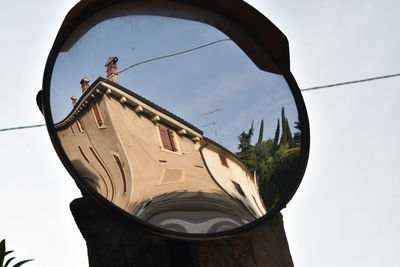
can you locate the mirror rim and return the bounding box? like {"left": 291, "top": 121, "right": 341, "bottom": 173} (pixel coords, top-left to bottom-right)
{"left": 42, "top": 0, "right": 310, "bottom": 240}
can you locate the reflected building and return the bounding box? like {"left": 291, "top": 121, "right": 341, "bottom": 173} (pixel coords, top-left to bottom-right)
{"left": 54, "top": 57, "right": 266, "bottom": 233}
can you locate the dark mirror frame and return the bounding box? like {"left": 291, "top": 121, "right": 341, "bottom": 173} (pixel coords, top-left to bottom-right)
{"left": 41, "top": 0, "right": 310, "bottom": 240}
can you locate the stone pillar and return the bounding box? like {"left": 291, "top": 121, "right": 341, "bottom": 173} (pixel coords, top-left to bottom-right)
{"left": 70, "top": 197, "right": 293, "bottom": 267}
{"left": 196, "top": 213, "right": 294, "bottom": 267}
{"left": 70, "top": 198, "right": 169, "bottom": 267}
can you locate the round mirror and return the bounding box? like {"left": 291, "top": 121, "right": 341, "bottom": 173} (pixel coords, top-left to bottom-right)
{"left": 43, "top": 0, "right": 309, "bottom": 238}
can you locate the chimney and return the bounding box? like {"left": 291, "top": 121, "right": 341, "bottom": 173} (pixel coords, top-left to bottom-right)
{"left": 71, "top": 96, "right": 77, "bottom": 106}
{"left": 105, "top": 57, "right": 119, "bottom": 84}
{"left": 80, "top": 77, "right": 90, "bottom": 92}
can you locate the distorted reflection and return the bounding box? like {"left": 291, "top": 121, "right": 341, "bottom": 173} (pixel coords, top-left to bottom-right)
{"left": 51, "top": 15, "right": 301, "bottom": 234}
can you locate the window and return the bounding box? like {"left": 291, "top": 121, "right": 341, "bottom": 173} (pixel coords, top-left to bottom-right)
{"left": 219, "top": 154, "right": 229, "bottom": 167}
{"left": 92, "top": 103, "right": 105, "bottom": 127}
{"left": 77, "top": 146, "right": 90, "bottom": 162}
{"left": 89, "top": 146, "right": 114, "bottom": 200}
{"left": 158, "top": 125, "right": 177, "bottom": 152}
{"left": 232, "top": 180, "right": 246, "bottom": 197}
{"left": 76, "top": 119, "right": 85, "bottom": 132}
{"left": 113, "top": 154, "right": 127, "bottom": 193}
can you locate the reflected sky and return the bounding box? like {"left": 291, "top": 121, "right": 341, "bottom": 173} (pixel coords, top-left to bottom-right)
{"left": 51, "top": 15, "right": 298, "bottom": 152}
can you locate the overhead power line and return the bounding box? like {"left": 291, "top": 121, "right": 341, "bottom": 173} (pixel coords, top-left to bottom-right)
{"left": 1, "top": 35, "right": 399, "bottom": 134}
{"left": 1, "top": 39, "right": 232, "bottom": 134}
{"left": 0, "top": 124, "right": 45, "bottom": 132}
{"left": 2, "top": 72, "right": 400, "bottom": 133}
{"left": 300, "top": 73, "right": 400, "bottom": 92}
{"left": 117, "top": 38, "right": 231, "bottom": 75}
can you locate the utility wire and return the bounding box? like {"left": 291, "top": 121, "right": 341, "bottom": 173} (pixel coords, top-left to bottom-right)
{"left": 301, "top": 73, "right": 400, "bottom": 91}
{"left": 1, "top": 39, "right": 232, "bottom": 133}
{"left": 1, "top": 40, "right": 399, "bottom": 133}
{"left": 117, "top": 38, "right": 231, "bottom": 75}
{"left": 2, "top": 72, "right": 400, "bottom": 132}
{"left": 0, "top": 124, "right": 45, "bottom": 132}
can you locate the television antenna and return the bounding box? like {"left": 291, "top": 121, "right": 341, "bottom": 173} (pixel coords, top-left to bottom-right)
{"left": 202, "top": 121, "right": 220, "bottom": 143}
{"left": 200, "top": 107, "right": 222, "bottom": 116}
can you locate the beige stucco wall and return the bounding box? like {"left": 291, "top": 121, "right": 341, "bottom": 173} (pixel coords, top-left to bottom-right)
{"left": 103, "top": 92, "right": 227, "bottom": 213}
{"left": 57, "top": 96, "right": 134, "bottom": 210}
{"left": 56, "top": 82, "right": 262, "bottom": 231}
{"left": 201, "top": 144, "right": 266, "bottom": 217}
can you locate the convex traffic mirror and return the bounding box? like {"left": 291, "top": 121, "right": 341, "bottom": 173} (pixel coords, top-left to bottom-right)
{"left": 41, "top": 0, "right": 309, "bottom": 239}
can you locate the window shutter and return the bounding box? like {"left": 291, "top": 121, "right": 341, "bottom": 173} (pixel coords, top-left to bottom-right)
{"left": 219, "top": 154, "right": 229, "bottom": 167}
{"left": 159, "top": 126, "right": 173, "bottom": 150}
{"left": 93, "top": 103, "right": 104, "bottom": 126}
{"left": 168, "top": 130, "right": 176, "bottom": 151}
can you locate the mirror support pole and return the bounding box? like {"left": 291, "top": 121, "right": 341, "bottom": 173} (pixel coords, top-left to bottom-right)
{"left": 70, "top": 197, "right": 294, "bottom": 266}
{"left": 195, "top": 213, "right": 294, "bottom": 267}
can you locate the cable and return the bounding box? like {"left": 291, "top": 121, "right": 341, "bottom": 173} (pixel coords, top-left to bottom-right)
{"left": 116, "top": 38, "right": 231, "bottom": 76}
{"left": 0, "top": 124, "right": 45, "bottom": 132}
{"left": 300, "top": 73, "right": 400, "bottom": 92}
{"left": 1, "top": 67, "right": 399, "bottom": 132}
{"left": 1, "top": 39, "right": 232, "bottom": 133}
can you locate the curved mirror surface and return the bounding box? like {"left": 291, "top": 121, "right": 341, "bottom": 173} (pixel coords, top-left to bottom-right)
{"left": 50, "top": 15, "right": 302, "bottom": 234}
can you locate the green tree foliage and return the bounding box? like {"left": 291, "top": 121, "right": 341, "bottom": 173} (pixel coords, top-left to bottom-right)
{"left": 279, "top": 107, "right": 295, "bottom": 147}
{"left": 285, "top": 117, "right": 293, "bottom": 146}
{"left": 271, "top": 120, "right": 280, "bottom": 154}
{"left": 293, "top": 121, "right": 301, "bottom": 146}
{"left": 279, "top": 108, "right": 288, "bottom": 145}
{"left": 0, "top": 239, "right": 33, "bottom": 267}
{"left": 236, "top": 107, "right": 302, "bottom": 209}
{"left": 257, "top": 120, "right": 264, "bottom": 144}
{"left": 261, "top": 145, "right": 300, "bottom": 208}
{"left": 236, "top": 122, "right": 257, "bottom": 173}
{"left": 294, "top": 121, "right": 301, "bottom": 131}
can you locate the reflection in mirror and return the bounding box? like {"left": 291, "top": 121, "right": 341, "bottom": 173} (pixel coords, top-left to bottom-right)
{"left": 51, "top": 15, "right": 301, "bottom": 234}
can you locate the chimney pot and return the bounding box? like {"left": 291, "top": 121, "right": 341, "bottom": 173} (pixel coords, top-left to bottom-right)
{"left": 80, "top": 77, "right": 90, "bottom": 92}
{"left": 71, "top": 96, "right": 77, "bottom": 106}
{"left": 105, "top": 57, "right": 119, "bottom": 84}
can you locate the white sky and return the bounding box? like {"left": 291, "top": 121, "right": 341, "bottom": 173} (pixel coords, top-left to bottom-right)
{"left": 0, "top": 0, "right": 399, "bottom": 266}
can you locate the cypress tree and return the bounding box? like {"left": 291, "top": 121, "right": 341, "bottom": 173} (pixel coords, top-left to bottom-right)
{"left": 294, "top": 121, "right": 301, "bottom": 131}
{"left": 293, "top": 121, "right": 302, "bottom": 146}
{"left": 285, "top": 117, "right": 293, "bottom": 147}
{"left": 238, "top": 121, "right": 255, "bottom": 153}
{"left": 272, "top": 119, "right": 280, "bottom": 153}
{"left": 279, "top": 107, "right": 288, "bottom": 145}
{"left": 257, "top": 120, "right": 264, "bottom": 144}
{"left": 237, "top": 121, "right": 256, "bottom": 172}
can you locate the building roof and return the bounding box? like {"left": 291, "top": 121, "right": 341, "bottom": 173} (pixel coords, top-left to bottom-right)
{"left": 54, "top": 77, "right": 203, "bottom": 137}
